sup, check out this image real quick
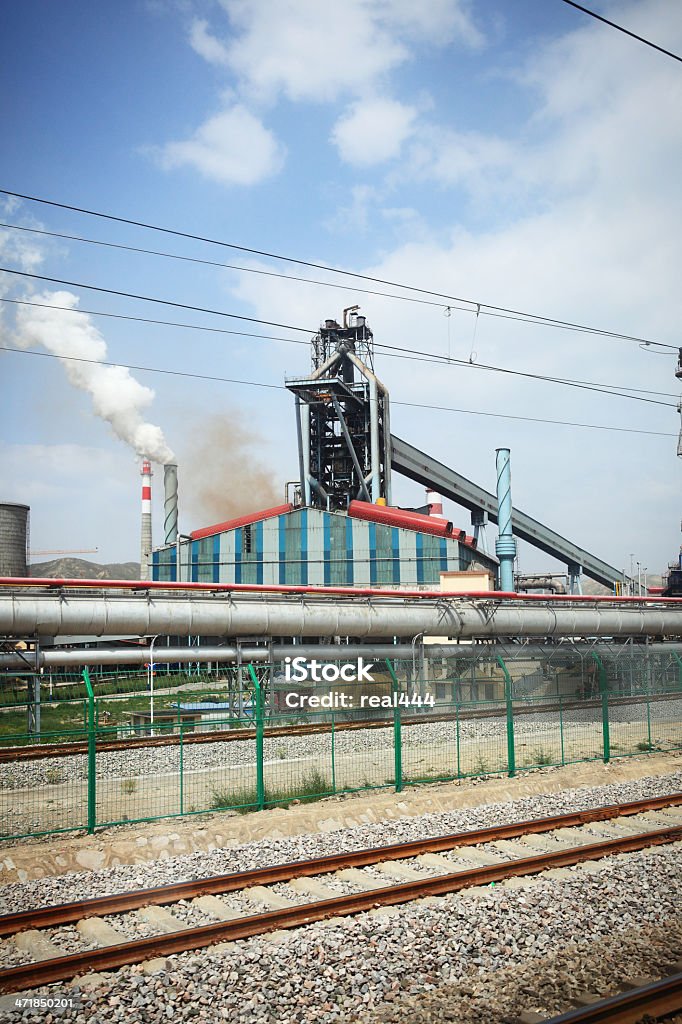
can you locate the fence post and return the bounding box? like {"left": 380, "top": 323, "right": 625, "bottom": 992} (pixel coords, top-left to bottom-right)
{"left": 384, "top": 659, "right": 402, "bottom": 793}
{"left": 672, "top": 652, "right": 682, "bottom": 691}
{"left": 82, "top": 668, "right": 97, "bottom": 834}
{"left": 497, "top": 656, "right": 515, "bottom": 777}
{"left": 248, "top": 665, "right": 265, "bottom": 810}
{"left": 591, "top": 652, "right": 610, "bottom": 763}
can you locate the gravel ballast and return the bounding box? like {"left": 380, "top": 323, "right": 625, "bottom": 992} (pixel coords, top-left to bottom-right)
{"left": 0, "top": 843, "right": 680, "bottom": 1023}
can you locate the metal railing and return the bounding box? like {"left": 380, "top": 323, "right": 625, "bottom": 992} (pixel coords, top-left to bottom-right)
{"left": 0, "top": 647, "right": 680, "bottom": 841}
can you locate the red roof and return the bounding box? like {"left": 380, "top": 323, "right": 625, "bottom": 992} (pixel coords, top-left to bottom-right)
{"left": 190, "top": 503, "right": 293, "bottom": 541}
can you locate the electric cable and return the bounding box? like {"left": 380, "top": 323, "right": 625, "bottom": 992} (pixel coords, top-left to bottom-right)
{"left": 559, "top": 0, "right": 682, "bottom": 63}
{"left": 0, "top": 188, "right": 677, "bottom": 350}
{"left": 0, "top": 293, "right": 676, "bottom": 407}
{"left": 1, "top": 345, "right": 675, "bottom": 438}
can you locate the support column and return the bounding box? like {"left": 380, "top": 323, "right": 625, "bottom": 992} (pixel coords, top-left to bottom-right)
{"left": 495, "top": 448, "right": 517, "bottom": 591}
{"left": 568, "top": 562, "right": 583, "bottom": 595}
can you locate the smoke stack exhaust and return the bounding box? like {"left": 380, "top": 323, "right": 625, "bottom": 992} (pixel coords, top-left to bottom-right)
{"left": 140, "top": 459, "right": 153, "bottom": 581}
{"left": 426, "top": 488, "right": 445, "bottom": 519}
{"left": 164, "top": 463, "right": 178, "bottom": 546}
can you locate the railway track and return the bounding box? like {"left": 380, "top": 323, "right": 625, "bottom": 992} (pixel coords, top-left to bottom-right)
{"left": 1, "top": 691, "right": 678, "bottom": 763}
{"left": 1, "top": 793, "right": 680, "bottom": 996}
{"left": 517, "top": 970, "right": 682, "bottom": 1023}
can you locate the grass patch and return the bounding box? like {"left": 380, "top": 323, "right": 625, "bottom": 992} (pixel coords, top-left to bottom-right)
{"left": 636, "top": 740, "right": 655, "bottom": 752}
{"left": 210, "top": 767, "right": 331, "bottom": 814}
{"left": 121, "top": 779, "right": 138, "bottom": 795}
{"left": 524, "top": 747, "right": 554, "bottom": 767}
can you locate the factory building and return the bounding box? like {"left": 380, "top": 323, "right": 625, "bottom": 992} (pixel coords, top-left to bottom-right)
{"left": 153, "top": 500, "right": 497, "bottom": 587}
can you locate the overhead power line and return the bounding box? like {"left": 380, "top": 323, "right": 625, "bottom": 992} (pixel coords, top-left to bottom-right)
{"left": 559, "top": 0, "right": 682, "bottom": 63}
{"left": 0, "top": 294, "right": 676, "bottom": 407}
{"left": 0, "top": 266, "right": 313, "bottom": 334}
{"left": 0, "top": 188, "right": 677, "bottom": 350}
{"left": 1, "top": 344, "right": 674, "bottom": 439}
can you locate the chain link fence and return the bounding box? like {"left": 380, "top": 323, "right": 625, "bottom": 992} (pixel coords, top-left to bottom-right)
{"left": 1, "top": 644, "right": 680, "bottom": 840}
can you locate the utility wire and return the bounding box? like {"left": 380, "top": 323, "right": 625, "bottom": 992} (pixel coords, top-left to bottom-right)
{"left": 1, "top": 344, "right": 674, "bottom": 438}
{"left": 0, "top": 267, "right": 313, "bottom": 334}
{"left": 0, "top": 220, "right": 664, "bottom": 344}
{"left": 1, "top": 294, "right": 676, "bottom": 406}
{"left": 0, "top": 188, "right": 677, "bottom": 350}
{"left": 559, "top": 0, "right": 682, "bottom": 63}
{"left": 0, "top": 222, "right": 448, "bottom": 312}
{"left": 0, "top": 297, "right": 309, "bottom": 346}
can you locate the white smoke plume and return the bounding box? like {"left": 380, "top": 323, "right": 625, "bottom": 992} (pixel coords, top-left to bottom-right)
{"left": 13, "top": 290, "right": 175, "bottom": 463}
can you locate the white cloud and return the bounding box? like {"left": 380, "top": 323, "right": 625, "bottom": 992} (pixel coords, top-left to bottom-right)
{"left": 332, "top": 97, "right": 417, "bottom": 165}
{"left": 189, "top": 17, "right": 230, "bottom": 64}
{"left": 158, "top": 105, "right": 285, "bottom": 185}
{"left": 222, "top": 2, "right": 682, "bottom": 572}
{"left": 210, "top": 0, "right": 481, "bottom": 103}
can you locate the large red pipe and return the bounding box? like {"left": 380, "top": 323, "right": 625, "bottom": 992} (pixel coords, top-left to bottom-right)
{"left": 348, "top": 500, "right": 454, "bottom": 538}
{"left": 1, "top": 577, "right": 680, "bottom": 604}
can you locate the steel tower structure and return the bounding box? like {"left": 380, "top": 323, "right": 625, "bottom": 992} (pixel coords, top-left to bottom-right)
{"left": 286, "top": 307, "right": 391, "bottom": 510}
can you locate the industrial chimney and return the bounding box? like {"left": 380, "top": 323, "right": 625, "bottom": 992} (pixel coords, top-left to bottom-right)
{"left": 163, "top": 464, "right": 178, "bottom": 546}
{"left": 426, "top": 488, "right": 446, "bottom": 519}
{"left": 140, "top": 459, "right": 153, "bottom": 581}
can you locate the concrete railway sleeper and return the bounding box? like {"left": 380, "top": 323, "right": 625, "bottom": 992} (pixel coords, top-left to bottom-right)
{"left": 0, "top": 799, "right": 681, "bottom": 994}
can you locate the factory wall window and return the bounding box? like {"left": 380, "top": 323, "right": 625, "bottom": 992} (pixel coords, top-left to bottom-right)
{"left": 197, "top": 538, "right": 214, "bottom": 582}
{"left": 374, "top": 524, "right": 393, "bottom": 585}
{"left": 420, "top": 534, "right": 441, "bottom": 584}
{"left": 243, "top": 525, "right": 253, "bottom": 554}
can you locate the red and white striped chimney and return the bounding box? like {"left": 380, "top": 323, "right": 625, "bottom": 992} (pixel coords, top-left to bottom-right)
{"left": 426, "top": 488, "right": 445, "bottom": 519}
{"left": 140, "top": 459, "right": 153, "bottom": 580}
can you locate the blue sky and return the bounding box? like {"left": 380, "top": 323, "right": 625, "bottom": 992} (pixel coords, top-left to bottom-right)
{"left": 1, "top": 0, "right": 680, "bottom": 582}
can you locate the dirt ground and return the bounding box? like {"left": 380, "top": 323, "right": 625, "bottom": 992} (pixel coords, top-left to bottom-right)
{"left": 0, "top": 750, "right": 679, "bottom": 884}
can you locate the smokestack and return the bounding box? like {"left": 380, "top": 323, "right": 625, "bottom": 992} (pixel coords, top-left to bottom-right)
{"left": 426, "top": 488, "right": 445, "bottom": 519}
{"left": 163, "top": 464, "right": 178, "bottom": 545}
{"left": 495, "top": 448, "right": 517, "bottom": 592}
{"left": 140, "top": 459, "right": 153, "bottom": 581}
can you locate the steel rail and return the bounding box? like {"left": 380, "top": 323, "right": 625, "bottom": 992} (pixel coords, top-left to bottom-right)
{"left": 0, "top": 825, "right": 679, "bottom": 994}
{"left": 0, "top": 794, "right": 680, "bottom": 938}
{"left": 541, "top": 972, "right": 682, "bottom": 1023}
{"left": 2, "top": 691, "right": 679, "bottom": 763}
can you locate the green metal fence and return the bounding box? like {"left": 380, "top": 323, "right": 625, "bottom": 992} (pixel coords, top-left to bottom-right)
{"left": 1, "top": 645, "right": 681, "bottom": 840}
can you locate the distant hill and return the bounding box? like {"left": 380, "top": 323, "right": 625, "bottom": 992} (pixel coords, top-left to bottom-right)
{"left": 30, "top": 558, "right": 141, "bottom": 580}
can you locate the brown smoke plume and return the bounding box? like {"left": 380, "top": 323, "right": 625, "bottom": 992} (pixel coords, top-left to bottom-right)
{"left": 182, "top": 413, "right": 280, "bottom": 524}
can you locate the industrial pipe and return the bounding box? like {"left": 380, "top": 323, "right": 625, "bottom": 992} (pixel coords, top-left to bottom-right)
{"left": 163, "top": 464, "right": 178, "bottom": 547}
{"left": 2, "top": 577, "right": 681, "bottom": 603}
{"left": 346, "top": 351, "right": 391, "bottom": 503}
{"left": 1, "top": 593, "right": 680, "bottom": 639}
{"left": 495, "top": 448, "right": 517, "bottom": 591}
{"left": 348, "top": 500, "right": 454, "bottom": 539}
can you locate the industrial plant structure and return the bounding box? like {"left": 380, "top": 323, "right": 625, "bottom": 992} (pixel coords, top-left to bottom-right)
{"left": 151, "top": 308, "right": 628, "bottom": 595}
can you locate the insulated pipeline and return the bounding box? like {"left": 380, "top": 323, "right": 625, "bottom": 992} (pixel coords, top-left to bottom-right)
{"left": 0, "top": 594, "right": 680, "bottom": 638}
